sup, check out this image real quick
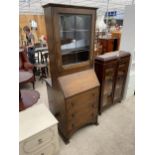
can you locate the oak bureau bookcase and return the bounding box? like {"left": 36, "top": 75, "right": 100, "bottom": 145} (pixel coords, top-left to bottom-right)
{"left": 43, "top": 3, "right": 99, "bottom": 143}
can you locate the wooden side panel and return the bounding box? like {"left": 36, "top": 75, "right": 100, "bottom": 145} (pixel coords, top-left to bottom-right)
{"left": 44, "top": 6, "right": 61, "bottom": 86}
{"left": 107, "top": 39, "right": 114, "bottom": 52}
{"left": 44, "top": 7, "right": 69, "bottom": 140}
{"left": 98, "top": 37, "right": 119, "bottom": 54}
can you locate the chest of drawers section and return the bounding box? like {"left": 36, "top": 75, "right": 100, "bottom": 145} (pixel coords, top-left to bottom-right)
{"left": 66, "top": 88, "right": 99, "bottom": 134}
{"left": 57, "top": 69, "right": 100, "bottom": 143}
{"left": 19, "top": 104, "right": 59, "bottom": 155}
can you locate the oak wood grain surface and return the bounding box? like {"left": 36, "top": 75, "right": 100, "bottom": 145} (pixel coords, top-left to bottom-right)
{"left": 58, "top": 69, "right": 100, "bottom": 98}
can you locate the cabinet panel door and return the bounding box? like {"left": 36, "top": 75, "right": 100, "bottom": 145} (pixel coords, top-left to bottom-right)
{"left": 59, "top": 14, "right": 92, "bottom": 65}
{"left": 101, "top": 67, "right": 116, "bottom": 107}
{"left": 114, "top": 62, "right": 129, "bottom": 102}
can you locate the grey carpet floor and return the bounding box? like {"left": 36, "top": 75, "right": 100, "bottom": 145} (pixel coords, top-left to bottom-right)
{"left": 22, "top": 78, "right": 135, "bottom": 155}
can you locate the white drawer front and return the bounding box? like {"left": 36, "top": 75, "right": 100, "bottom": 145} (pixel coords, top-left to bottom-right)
{"left": 23, "top": 128, "right": 54, "bottom": 153}
{"left": 33, "top": 143, "right": 56, "bottom": 155}
{"left": 20, "top": 125, "right": 59, "bottom": 155}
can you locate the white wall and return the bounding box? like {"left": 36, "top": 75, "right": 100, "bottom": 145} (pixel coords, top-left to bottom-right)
{"left": 96, "top": 15, "right": 107, "bottom": 32}
{"left": 120, "top": 5, "right": 135, "bottom": 98}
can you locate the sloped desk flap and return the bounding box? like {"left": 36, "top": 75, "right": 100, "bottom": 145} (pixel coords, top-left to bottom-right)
{"left": 58, "top": 69, "right": 100, "bottom": 98}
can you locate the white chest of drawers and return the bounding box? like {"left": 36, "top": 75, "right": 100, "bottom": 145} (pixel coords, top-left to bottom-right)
{"left": 19, "top": 104, "right": 59, "bottom": 155}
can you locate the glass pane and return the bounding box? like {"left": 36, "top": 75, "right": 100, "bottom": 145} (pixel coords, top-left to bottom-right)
{"left": 59, "top": 14, "right": 91, "bottom": 65}
{"left": 103, "top": 94, "right": 112, "bottom": 107}
{"left": 102, "top": 68, "right": 115, "bottom": 107}
{"left": 104, "top": 68, "right": 115, "bottom": 95}
{"left": 114, "top": 70, "right": 125, "bottom": 101}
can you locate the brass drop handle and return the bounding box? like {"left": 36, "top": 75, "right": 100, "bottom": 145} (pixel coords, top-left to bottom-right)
{"left": 92, "top": 93, "right": 95, "bottom": 97}
{"left": 72, "top": 113, "right": 75, "bottom": 117}
{"left": 71, "top": 102, "right": 74, "bottom": 107}
{"left": 38, "top": 139, "right": 43, "bottom": 144}
{"left": 92, "top": 104, "right": 95, "bottom": 108}
{"left": 91, "top": 113, "right": 94, "bottom": 117}
{"left": 72, "top": 123, "right": 75, "bottom": 128}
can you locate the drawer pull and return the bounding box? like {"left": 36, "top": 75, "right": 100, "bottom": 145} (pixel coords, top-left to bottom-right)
{"left": 92, "top": 93, "right": 95, "bottom": 97}
{"left": 41, "top": 153, "right": 44, "bottom": 155}
{"left": 92, "top": 104, "right": 95, "bottom": 108}
{"left": 72, "top": 114, "right": 75, "bottom": 117}
{"left": 91, "top": 113, "right": 94, "bottom": 117}
{"left": 72, "top": 124, "right": 75, "bottom": 128}
{"left": 71, "top": 102, "right": 74, "bottom": 107}
{"left": 38, "top": 139, "right": 43, "bottom": 144}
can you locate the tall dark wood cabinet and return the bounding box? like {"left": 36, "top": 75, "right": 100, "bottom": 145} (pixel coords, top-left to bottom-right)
{"left": 43, "top": 4, "right": 99, "bottom": 143}
{"left": 95, "top": 51, "right": 130, "bottom": 114}
{"left": 98, "top": 36, "right": 119, "bottom": 54}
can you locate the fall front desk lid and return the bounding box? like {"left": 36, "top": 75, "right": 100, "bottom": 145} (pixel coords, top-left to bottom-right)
{"left": 58, "top": 69, "right": 100, "bottom": 98}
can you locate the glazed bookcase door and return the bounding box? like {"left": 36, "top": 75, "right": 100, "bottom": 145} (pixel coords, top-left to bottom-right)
{"left": 102, "top": 67, "right": 115, "bottom": 107}
{"left": 59, "top": 14, "right": 91, "bottom": 65}
{"left": 54, "top": 7, "right": 96, "bottom": 75}
{"left": 114, "top": 62, "right": 128, "bottom": 102}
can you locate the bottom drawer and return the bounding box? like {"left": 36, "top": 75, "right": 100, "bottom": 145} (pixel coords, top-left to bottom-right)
{"left": 67, "top": 110, "right": 97, "bottom": 132}
{"left": 34, "top": 143, "right": 57, "bottom": 155}
{"left": 23, "top": 128, "right": 54, "bottom": 153}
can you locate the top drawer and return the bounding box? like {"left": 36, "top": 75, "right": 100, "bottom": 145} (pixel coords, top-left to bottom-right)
{"left": 66, "top": 88, "right": 99, "bottom": 111}
{"left": 33, "top": 143, "right": 56, "bottom": 155}
{"left": 22, "top": 127, "right": 55, "bottom": 153}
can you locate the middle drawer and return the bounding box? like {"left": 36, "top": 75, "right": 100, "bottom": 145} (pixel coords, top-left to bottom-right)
{"left": 66, "top": 88, "right": 99, "bottom": 111}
